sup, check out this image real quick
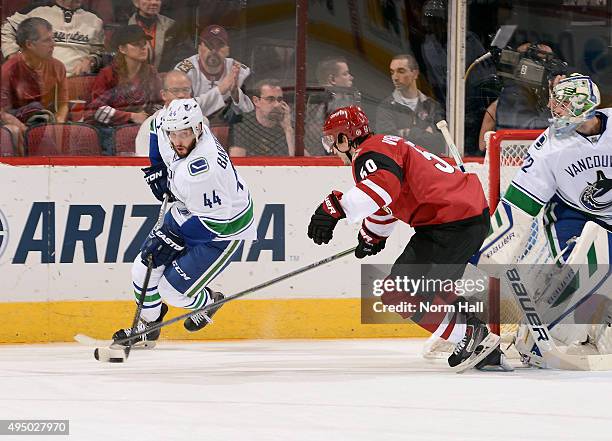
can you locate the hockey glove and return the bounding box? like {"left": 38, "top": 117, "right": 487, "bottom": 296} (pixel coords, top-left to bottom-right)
{"left": 307, "top": 191, "right": 346, "bottom": 245}
{"left": 355, "top": 223, "right": 387, "bottom": 259}
{"left": 142, "top": 162, "right": 175, "bottom": 202}
{"left": 141, "top": 224, "right": 185, "bottom": 268}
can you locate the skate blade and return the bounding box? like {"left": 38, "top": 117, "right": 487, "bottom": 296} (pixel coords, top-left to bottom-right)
{"left": 477, "top": 353, "right": 515, "bottom": 372}
{"left": 452, "top": 333, "right": 501, "bottom": 374}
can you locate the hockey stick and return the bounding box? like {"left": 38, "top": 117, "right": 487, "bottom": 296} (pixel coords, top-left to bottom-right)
{"left": 93, "top": 246, "right": 358, "bottom": 362}
{"left": 93, "top": 194, "right": 169, "bottom": 362}
{"left": 503, "top": 266, "right": 612, "bottom": 370}
{"left": 436, "top": 120, "right": 466, "bottom": 172}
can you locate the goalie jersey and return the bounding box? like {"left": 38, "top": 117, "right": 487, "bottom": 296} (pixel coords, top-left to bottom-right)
{"left": 148, "top": 114, "right": 256, "bottom": 243}
{"left": 505, "top": 109, "right": 612, "bottom": 225}
{"left": 341, "top": 134, "right": 488, "bottom": 236}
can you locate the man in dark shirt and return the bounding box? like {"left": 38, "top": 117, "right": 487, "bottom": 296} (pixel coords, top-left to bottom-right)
{"left": 375, "top": 54, "right": 446, "bottom": 155}
{"left": 229, "top": 79, "right": 294, "bottom": 156}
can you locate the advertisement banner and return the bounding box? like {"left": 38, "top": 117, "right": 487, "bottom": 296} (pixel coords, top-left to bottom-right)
{"left": 0, "top": 163, "right": 415, "bottom": 303}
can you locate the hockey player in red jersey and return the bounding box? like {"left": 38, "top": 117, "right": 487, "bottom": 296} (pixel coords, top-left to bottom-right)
{"left": 307, "top": 106, "right": 501, "bottom": 370}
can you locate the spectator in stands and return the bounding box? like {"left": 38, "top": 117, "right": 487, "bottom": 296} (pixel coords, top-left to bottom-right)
{"left": 175, "top": 24, "right": 253, "bottom": 125}
{"left": 478, "top": 42, "right": 563, "bottom": 152}
{"left": 1, "top": 17, "right": 68, "bottom": 129}
{"left": 305, "top": 56, "right": 360, "bottom": 155}
{"left": 375, "top": 54, "right": 445, "bottom": 154}
{"left": 316, "top": 56, "right": 355, "bottom": 90}
{"left": 129, "top": 0, "right": 189, "bottom": 71}
{"left": 2, "top": 0, "right": 105, "bottom": 77}
{"left": 135, "top": 70, "right": 210, "bottom": 156}
{"left": 85, "top": 25, "right": 162, "bottom": 154}
{"left": 229, "top": 79, "right": 294, "bottom": 157}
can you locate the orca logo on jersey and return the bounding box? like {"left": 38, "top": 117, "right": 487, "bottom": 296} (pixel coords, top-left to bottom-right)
{"left": 0, "top": 209, "right": 8, "bottom": 259}
{"left": 189, "top": 158, "right": 209, "bottom": 176}
{"left": 580, "top": 170, "right": 612, "bottom": 212}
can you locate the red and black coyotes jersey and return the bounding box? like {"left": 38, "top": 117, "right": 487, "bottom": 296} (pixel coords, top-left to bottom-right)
{"left": 340, "top": 134, "right": 488, "bottom": 236}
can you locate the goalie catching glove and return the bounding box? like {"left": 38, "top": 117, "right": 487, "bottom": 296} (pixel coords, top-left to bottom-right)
{"left": 355, "top": 223, "right": 387, "bottom": 258}
{"left": 308, "top": 191, "right": 346, "bottom": 245}
{"left": 141, "top": 224, "right": 185, "bottom": 268}
{"left": 142, "top": 162, "right": 175, "bottom": 202}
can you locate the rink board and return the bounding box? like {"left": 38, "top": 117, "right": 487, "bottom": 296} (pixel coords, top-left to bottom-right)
{"left": 0, "top": 158, "right": 486, "bottom": 343}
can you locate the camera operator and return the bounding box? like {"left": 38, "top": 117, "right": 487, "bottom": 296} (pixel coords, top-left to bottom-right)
{"left": 479, "top": 42, "right": 567, "bottom": 151}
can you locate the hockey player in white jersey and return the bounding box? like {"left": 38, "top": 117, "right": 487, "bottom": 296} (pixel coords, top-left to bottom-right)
{"left": 113, "top": 99, "right": 256, "bottom": 346}
{"left": 501, "top": 73, "right": 611, "bottom": 262}
{"left": 473, "top": 74, "right": 612, "bottom": 366}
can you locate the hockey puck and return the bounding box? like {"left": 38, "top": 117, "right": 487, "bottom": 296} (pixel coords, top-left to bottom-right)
{"left": 94, "top": 347, "right": 127, "bottom": 363}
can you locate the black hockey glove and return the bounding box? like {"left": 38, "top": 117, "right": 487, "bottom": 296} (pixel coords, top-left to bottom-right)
{"left": 355, "top": 223, "right": 387, "bottom": 259}
{"left": 142, "top": 162, "right": 175, "bottom": 202}
{"left": 141, "top": 224, "right": 185, "bottom": 268}
{"left": 307, "top": 190, "right": 346, "bottom": 245}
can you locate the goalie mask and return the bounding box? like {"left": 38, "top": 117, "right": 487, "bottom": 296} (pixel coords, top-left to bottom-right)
{"left": 550, "top": 74, "right": 600, "bottom": 137}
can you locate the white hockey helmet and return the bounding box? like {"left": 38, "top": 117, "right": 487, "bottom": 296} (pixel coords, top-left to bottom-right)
{"left": 550, "top": 73, "right": 600, "bottom": 137}
{"left": 162, "top": 98, "right": 204, "bottom": 140}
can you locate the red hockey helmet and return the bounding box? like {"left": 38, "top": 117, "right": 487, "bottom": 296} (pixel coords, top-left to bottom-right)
{"left": 322, "top": 106, "right": 370, "bottom": 152}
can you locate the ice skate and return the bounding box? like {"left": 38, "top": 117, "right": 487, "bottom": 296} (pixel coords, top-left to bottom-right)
{"left": 112, "top": 303, "right": 168, "bottom": 349}
{"left": 184, "top": 290, "right": 225, "bottom": 332}
{"left": 448, "top": 313, "right": 501, "bottom": 373}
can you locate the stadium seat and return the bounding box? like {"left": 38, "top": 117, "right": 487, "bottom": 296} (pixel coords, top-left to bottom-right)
{"left": 114, "top": 124, "right": 140, "bottom": 156}
{"left": 0, "top": 126, "right": 16, "bottom": 156}
{"left": 25, "top": 123, "right": 102, "bottom": 156}
{"left": 210, "top": 124, "right": 230, "bottom": 147}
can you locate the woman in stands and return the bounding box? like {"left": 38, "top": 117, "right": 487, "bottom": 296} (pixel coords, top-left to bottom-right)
{"left": 85, "top": 25, "right": 162, "bottom": 154}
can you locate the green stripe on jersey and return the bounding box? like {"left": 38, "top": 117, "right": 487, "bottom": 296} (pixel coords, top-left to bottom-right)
{"left": 202, "top": 198, "right": 254, "bottom": 237}
{"left": 504, "top": 184, "right": 544, "bottom": 217}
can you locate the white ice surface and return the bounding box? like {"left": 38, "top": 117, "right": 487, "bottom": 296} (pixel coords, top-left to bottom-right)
{"left": 1, "top": 338, "right": 612, "bottom": 441}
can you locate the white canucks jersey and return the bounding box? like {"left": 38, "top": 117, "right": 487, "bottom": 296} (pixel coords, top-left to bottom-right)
{"left": 505, "top": 109, "right": 612, "bottom": 226}
{"left": 174, "top": 55, "right": 254, "bottom": 117}
{"left": 153, "top": 118, "right": 256, "bottom": 241}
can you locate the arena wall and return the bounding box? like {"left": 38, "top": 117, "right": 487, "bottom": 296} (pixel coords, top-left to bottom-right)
{"left": 0, "top": 157, "right": 486, "bottom": 343}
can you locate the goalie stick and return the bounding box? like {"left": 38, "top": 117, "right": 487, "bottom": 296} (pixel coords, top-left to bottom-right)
{"left": 91, "top": 246, "right": 357, "bottom": 362}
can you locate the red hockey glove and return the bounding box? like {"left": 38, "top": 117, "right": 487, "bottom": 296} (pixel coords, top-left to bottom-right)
{"left": 355, "top": 222, "right": 387, "bottom": 258}
{"left": 307, "top": 191, "right": 346, "bottom": 245}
